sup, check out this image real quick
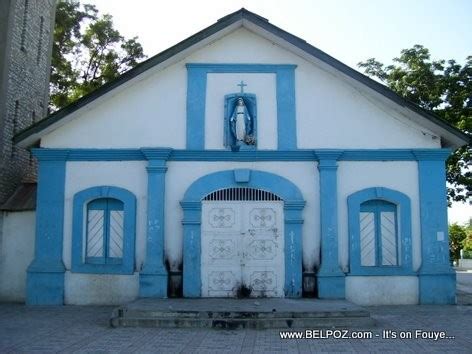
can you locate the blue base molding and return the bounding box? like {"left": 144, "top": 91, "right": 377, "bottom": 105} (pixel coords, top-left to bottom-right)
{"left": 317, "top": 274, "right": 346, "bottom": 299}
{"left": 139, "top": 272, "right": 168, "bottom": 298}
{"left": 419, "top": 272, "right": 456, "bottom": 304}
{"left": 26, "top": 270, "right": 65, "bottom": 305}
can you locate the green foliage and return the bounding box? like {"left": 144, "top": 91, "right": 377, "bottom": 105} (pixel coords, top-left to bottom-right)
{"left": 449, "top": 223, "right": 467, "bottom": 261}
{"left": 462, "top": 223, "right": 472, "bottom": 253}
{"left": 358, "top": 45, "right": 471, "bottom": 203}
{"left": 50, "top": 0, "right": 146, "bottom": 110}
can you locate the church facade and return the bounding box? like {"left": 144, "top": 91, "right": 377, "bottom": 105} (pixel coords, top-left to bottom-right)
{"left": 14, "top": 9, "right": 468, "bottom": 305}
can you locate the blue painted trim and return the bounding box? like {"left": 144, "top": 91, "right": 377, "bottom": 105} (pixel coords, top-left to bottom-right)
{"left": 140, "top": 151, "right": 171, "bottom": 298}
{"left": 186, "top": 67, "right": 207, "bottom": 149}
{"left": 234, "top": 169, "right": 251, "bottom": 182}
{"left": 415, "top": 151, "right": 455, "bottom": 304}
{"left": 71, "top": 186, "right": 137, "bottom": 275}
{"left": 276, "top": 67, "right": 296, "bottom": 149}
{"left": 180, "top": 169, "right": 305, "bottom": 298}
{"left": 185, "top": 63, "right": 297, "bottom": 150}
{"left": 34, "top": 148, "right": 452, "bottom": 162}
{"left": 26, "top": 150, "right": 68, "bottom": 305}
{"left": 347, "top": 187, "right": 414, "bottom": 276}
{"left": 316, "top": 152, "right": 345, "bottom": 299}
{"left": 186, "top": 63, "right": 297, "bottom": 72}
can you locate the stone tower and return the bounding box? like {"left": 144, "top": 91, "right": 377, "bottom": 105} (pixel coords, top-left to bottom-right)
{"left": 0, "top": 0, "right": 56, "bottom": 204}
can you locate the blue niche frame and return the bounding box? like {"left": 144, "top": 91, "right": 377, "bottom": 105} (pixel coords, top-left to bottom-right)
{"left": 180, "top": 169, "right": 305, "bottom": 298}
{"left": 347, "top": 187, "right": 414, "bottom": 276}
{"left": 224, "top": 93, "right": 257, "bottom": 149}
{"left": 186, "top": 63, "right": 297, "bottom": 150}
{"left": 71, "top": 186, "right": 137, "bottom": 274}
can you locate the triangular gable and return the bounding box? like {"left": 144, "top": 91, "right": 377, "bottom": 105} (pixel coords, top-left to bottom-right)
{"left": 14, "top": 8, "right": 469, "bottom": 148}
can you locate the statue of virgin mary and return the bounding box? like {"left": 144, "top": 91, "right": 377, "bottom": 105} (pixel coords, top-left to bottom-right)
{"left": 230, "top": 97, "right": 252, "bottom": 144}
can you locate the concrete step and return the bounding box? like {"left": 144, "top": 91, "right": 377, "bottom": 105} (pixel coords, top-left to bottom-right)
{"left": 110, "top": 298, "right": 375, "bottom": 329}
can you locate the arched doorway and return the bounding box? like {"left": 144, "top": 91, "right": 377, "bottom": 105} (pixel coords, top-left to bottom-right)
{"left": 201, "top": 187, "right": 284, "bottom": 297}
{"left": 180, "top": 169, "right": 305, "bottom": 298}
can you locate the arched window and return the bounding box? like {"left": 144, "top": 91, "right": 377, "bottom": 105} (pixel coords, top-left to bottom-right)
{"left": 72, "top": 186, "right": 136, "bottom": 274}
{"left": 348, "top": 187, "right": 414, "bottom": 275}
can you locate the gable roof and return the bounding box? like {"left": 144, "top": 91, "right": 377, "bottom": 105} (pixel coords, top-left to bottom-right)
{"left": 14, "top": 8, "right": 469, "bottom": 148}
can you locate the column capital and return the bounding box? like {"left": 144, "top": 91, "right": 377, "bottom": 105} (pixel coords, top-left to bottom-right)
{"left": 140, "top": 148, "right": 173, "bottom": 161}
{"left": 413, "top": 149, "right": 451, "bottom": 161}
{"left": 314, "top": 149, "right": 343, "bottom": 161}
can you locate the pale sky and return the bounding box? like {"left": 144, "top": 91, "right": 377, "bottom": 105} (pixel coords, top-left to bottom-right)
{"left": 84, "top": 0, "right": 471, "bottom": 224}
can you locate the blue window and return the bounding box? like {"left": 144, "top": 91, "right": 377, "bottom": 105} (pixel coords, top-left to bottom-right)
{"left": 86, "top": 198, "right": 124, "bottom": 265}
{"left": 348, "top": 187, "right": 413, "bottom": 276}
{"left": 359, "top": 200, "right": 398, "bottom": 267}
{"left": 72, "top": 186, "right": 136, "bottom": 274}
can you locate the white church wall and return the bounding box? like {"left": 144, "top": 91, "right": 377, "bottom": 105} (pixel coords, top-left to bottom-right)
{"left": 205, "top": 73, "right": 277, "bottom": 149}
{"left": 63, "top": 161, "right": 147, "bottom": 304}
{"left": 346, "top": 276, "right": 419, "bottom": 305}
{"left": 61, "top": 160, "right": 319, "bottom": 303}
{"left": 165, "top": 161, "right": 320, "bottom": 273}
{"left": 338, "top": 161, "right": 421, "bottom": 304}
{"left": 41, "top": 28, "right": 440, "bottom": 150}
{"left": 338, "top": 161, "right": 421, "bottom": 270}
{"left": 41, "top": 63, "right": 188, "bottom": 148}
{"left": 64, "top": 272, "right": 139, "bottom": 305}
{"left": 0, "top": 211, "right": 35, "bottom": 302}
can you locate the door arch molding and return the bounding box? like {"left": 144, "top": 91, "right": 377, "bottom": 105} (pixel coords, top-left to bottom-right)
{"left": 180, "top": 169, "right": 305, "bottom": 297}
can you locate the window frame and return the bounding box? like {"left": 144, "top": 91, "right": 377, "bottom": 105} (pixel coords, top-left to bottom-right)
{"left": 72, "top": 186, "right": 136, "bottom": 274}
{"left": 85, "top": 198, "right": 124, "bottom": 265}
{"left": 348, "top": 187, "right": 414, "bottom": 276}
{"left": 359, "top": 200, "right": 398, "bottom": 267}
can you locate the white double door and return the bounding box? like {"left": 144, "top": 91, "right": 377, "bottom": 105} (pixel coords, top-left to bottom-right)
{"left": 201, "top": 201, "right": 284, "bottom": 297}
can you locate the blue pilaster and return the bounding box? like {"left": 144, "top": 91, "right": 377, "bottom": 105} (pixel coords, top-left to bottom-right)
{"left": 315, "top": 150, "right": 345, "bottom": 299}
{"left": 414, "top": 149, "right": 456, "bottom": 304}
{"left": 284, "top": 201, "right": 305, "bottom": 297}
{"left": 139, "top": 148, "right": 172, "bottom": 297}
{"left": 27, "top": 149, "right": 68, "bottom": 305}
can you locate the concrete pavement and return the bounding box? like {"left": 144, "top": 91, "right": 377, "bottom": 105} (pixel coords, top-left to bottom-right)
{"left": 1, "top": 275, "right": 472, "bottom": 353}
{"left": 1, "top": 302, "right": 471, "bottom": 352}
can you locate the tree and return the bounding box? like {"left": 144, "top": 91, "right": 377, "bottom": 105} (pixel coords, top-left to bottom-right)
{"left": 50, "top": 0, "right": 146, "bottom": 110}
{"left": 449, "top": 223, "right": 467, "bottom": 262}
{"left": 358, "top": 45, "right": 471, "bottom": 204}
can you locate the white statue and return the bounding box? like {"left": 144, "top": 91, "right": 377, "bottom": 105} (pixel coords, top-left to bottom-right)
{"left": 231, "top": 98, "right": 252, "bottom": 143}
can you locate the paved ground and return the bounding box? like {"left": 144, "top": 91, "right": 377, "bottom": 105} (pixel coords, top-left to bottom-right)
{"left": 1, "top": 273, "right": 471, "bottom": 353}
{"left": 1, "top": 302, "right": 471, "bottom": 352}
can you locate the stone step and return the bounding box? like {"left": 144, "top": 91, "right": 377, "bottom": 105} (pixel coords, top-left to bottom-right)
{"left": 111, "top": 315, "right": 374, "bottom": 329}
{"left": 110, "top": 298, "right": 375, "bottom": 329}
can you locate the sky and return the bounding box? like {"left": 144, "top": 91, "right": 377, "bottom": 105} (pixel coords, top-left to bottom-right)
{"left": 85, "top": 0, "right": 471, "bottom": 224}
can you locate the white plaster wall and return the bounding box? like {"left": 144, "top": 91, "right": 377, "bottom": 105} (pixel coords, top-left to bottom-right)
{"left": 63, "top": 161, "right": 147, "bottom": 304}
{"left": 346, "top": 276, "right": 419, "bottom": 305}
{"left": 41, "top": 28, "right": 440, "bottom": 150}
{"left": 41, "top": 63, "right": 187, "bottom": 148}
{"left": 205, "top": 73, "right": 277, "bottom": 149}
{"left": 0, "top": 211, "right": 35, "bottom": 302}
{"left": 459, "top": 259, "right": 472, "bottom": 269}
{"left": 64, "top": 272, "right": 139, "bottom": 305}
{"left": 337, "top": 161, "right": 421, "bottom": 271}
{"left": 165, "top": 161, "right": 319, "bottom": 273}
